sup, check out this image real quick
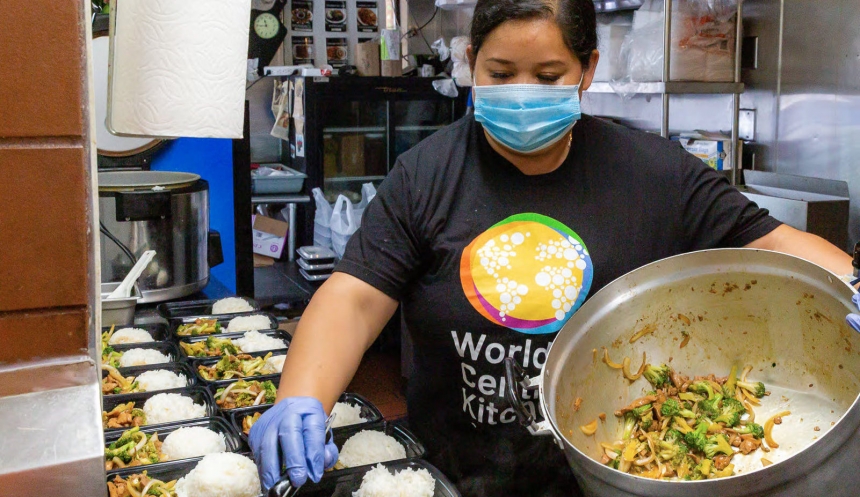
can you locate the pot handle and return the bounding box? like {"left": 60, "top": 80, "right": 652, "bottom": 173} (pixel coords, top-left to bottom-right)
{"left": 504, "top": 357, "right": 562, "bottom": 444}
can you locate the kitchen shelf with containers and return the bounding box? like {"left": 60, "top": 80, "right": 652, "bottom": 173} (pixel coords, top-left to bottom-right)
{"left": 587, "top": 0, "right": 745, "bottom": 184}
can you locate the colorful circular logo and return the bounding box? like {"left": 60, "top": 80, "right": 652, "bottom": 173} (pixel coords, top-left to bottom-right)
{"left": 460, "top": 214, "right": 593, "bottom": 335}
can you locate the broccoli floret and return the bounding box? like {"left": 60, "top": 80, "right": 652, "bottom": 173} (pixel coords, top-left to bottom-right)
{"left": 643, "top": 364, "right": 672, "bottom": 389}
{"left": 632, "top": 404, "right": 652, "bottom": 418}
{"left": 661, "top": 398, "right": 696, "bottom": 418}
{"left": 262, "top": 380, "right": 278, "bottom": 404}
{"left": 689, "top": 381, "right": 716, "bottom": 399}
{"left": 656, "top": 439, "right": 688, "bottom": 465}
{"left": 715, "top": 398, "right": 746, "bottom": 427}
{"left": 664, "top": 429, "right": 686, "bottom": 445}
{"left": 684, "top": 422, "right": 710, "bottom": 452}
{"left": 722, "top": 365, "right": 738, "bottom": 397}
{"left": 639, "top": 410, "right": 654, "bottom": 431}
{"left": 698, "top": 394, "right": 723, "bottom": 419}
{"left": 112, "top": 427, "right": 140, "bottom": 448}
{"left": 737, "top": 380, "right": 767, "bottom": 398}
{"left": 686, "top": 459, "right": 711, "bottom": 481}
{"left": 679, "top": 391, "right": 703, "bottom": 403}
{"left": 704, "top": 434, "right": 734, "bottom": 458}
{"left": 622, "top": 411, "right": 638, "bottom": 440}
{"left": 215, "top": 355, "right": 241, "bottom": 374}
{"left": 735, "top": 422, "right": 765, "bottom": 439}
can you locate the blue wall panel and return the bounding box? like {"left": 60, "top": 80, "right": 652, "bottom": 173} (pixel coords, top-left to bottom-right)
{"left": 151, "top": 138, "right": 236, "bottom": 293}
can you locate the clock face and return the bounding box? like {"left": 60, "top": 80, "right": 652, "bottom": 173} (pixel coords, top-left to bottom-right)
{"left": 254, "top": 13, "right": 281, "bottom": 40}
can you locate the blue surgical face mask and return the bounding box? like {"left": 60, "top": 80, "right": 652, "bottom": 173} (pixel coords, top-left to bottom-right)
{"left": 473, "top": 76, "right": 584, "bottom": 154}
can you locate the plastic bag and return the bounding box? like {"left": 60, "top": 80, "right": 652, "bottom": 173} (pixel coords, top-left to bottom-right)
{"left": 353, "top": 182, "right": 377, "bottom": 228}
{"left": 450, "top": 36, "right": 472, "bottom": 87}
{"left": 312, "top": 188, "right": 333, "bottom": 249}
{"left": 431, "top": 38, "right": 450, "bottom": 62}
{"left": 330, "top": 195, "right": 358, "bottom": 258}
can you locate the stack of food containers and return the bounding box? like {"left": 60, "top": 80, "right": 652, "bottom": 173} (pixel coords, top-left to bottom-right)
{"left": 99, "top": 297, "right": 461, "bottom": 497}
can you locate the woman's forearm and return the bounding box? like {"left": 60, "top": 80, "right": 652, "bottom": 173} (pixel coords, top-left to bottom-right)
{"left": 747, "top": 224, "right": 854, "bottom": 276}
{"left": 276, "top": 273, "right": 399, "bottom": 412}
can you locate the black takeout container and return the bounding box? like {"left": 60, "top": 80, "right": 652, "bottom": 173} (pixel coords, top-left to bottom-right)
{"left": 102, "top": 386, "right": 216, "bottom": 437}
{"left": 101, "top": 323, "right": 170, "bottom": 342}
{"left": 229, "top": 392, "right": 384, "bottom": 445}
{"left": 192, "top": 350, "right": 287, "bottom": 388}
{"left": 170, "top": 312, "right": 278, "bottom": 341}
{"left": 299, "top": 459, "right": 461, "bottom": 497}
{"left": 102, "top": 341, "right": 180, "bottom": 367}
{"left": 177, "top": 329, "right": 291, "bottom": 362}
{"left": 103, "top": 416, "right": 244, "bottom": 476}
{"left": 157, "top": 296, "right": 260, "bottom": 320}
{"left": 208, "top": 376, "right": 282, "bottom": 414}
{"left": 102, "top": 361, "right": 197, "bottom": 398}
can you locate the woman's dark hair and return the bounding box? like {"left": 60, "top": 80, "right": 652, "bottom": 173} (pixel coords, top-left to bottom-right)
{"left": 470, "top": 0, "right": 597, "bottom": 68}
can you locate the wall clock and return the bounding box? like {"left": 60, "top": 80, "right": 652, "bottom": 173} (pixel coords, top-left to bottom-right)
{"left": 249, "top": 0, "right": 288, "bottom": 72}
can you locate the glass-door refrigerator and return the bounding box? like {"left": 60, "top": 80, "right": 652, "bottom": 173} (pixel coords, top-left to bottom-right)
{"left": 288, "top": 76, "right": 468, "bottom": 247}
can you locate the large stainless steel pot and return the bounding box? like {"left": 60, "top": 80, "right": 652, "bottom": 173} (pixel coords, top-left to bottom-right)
{"left": 505, "top": 249, "right": 860, "bottom": 497}
{"left": 99, "top": 171, "right": 222, "bottom": 303}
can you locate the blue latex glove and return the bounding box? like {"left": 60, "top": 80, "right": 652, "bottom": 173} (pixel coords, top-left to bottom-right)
{"left": 248, "top": 397, "right": 338, "bottom": 490}
{"left": 848, "top": 294, "right": 860, "bottom": 332}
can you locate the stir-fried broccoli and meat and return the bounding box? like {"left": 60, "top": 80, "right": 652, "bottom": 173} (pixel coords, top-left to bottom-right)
{"left": 214, "top": 380, "right": 277, "bottom": 410}
{"left": 598, "top": 358, "right": 775, "bottom": 480}
{"left": 102, "top": 365, "right": 142, "bottom": 395}
{"left": 242, "top": 412, "right": 262, "bottom": 435}
{"left": 103, "top": 402, "right": 146, "bottom": 430}
{"left": 180, "top": 336, "right": 240, "bottom": 358}
{"left": 104, "top": 427, "right": 166, "bottom": 471}
{"left": 197, "top": 352, "right": 277, "bottom": 381}
{"left": 176, "top": 318, "right": 222, "bottom": 337}
{"left": 107, "top": 471, "right": 177, "bottom": 497}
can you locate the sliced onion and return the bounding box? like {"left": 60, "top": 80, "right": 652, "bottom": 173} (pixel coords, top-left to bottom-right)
{"left": 622, "top": 352, "right": 647, "bottom": 381}
{"left": 603, "top": 348, "right": 623, "bottom": 369}
{"left": 764, "top": 411, "right": 791, "bottom": 448}
{"left": 253, "top": 391, "right": 266, "bottom": 406}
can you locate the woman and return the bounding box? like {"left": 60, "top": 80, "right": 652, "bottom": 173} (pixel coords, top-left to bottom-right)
{"left": 250, "top": 0, "right": 860, "bottom": 494}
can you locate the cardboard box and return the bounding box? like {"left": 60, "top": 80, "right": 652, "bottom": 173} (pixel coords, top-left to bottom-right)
{"left": 254, "top": 253, "right": 276, "bottom": 267}
{"left": 356, "top": 41, "right": 380, "bottom": 76}
{"left": 673, "top": 133, "right": 735, "bottom": 171}
{"left": 252, "top": 215, "right": 289, "bottom": 259}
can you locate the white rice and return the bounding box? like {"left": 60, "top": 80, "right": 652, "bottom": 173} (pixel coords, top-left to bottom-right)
{"left": 233, "top": 330, "right": 286, "bottom": 353}
{"left": 353, "top": 464, "right": 435, "bottom": 497}
{"left": 331, "top": 402, "right": 367, "bottom": 428}
{"left": 337, "top": 431, "right": 407, "bottom": 468}
{"left": 212, "top": 297, "right": 254, "bottom": 315}
{"left": 261, "top": 355, "right": 286, "bottom": 374}
{"left": 118, "top": 348, "right": 170, "bottom": 368}
{"left": 143, "top": 393, "right": 207, "bottom": 425}
{"left": 135, "top": 370, "right": 187, "bottom": 392}
{"left": 175, "top": 453, "right": 260, "bottom": 497}
{"left": 108, "top": 327, "right": 155, "bottom": 345}
{"left": 226, "top": 315, "right": 272, "bottom": 333}
{"left": 162, "top": 427, "right": 227, "bottom": 460}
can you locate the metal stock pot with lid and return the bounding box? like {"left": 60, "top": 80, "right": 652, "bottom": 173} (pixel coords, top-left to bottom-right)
{"left": 504, "top": 249, "right": 860, "bottom": 497}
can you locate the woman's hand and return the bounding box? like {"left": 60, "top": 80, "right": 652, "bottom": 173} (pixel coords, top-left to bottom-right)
{"left": 848, "top": 294, "right": 860, "bottom": 333}
{"left": 248, "top": 397, "right": 338, "bottom": 490}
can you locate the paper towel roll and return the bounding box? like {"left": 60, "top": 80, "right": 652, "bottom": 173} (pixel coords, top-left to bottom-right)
{"left": 107, "top": 0, "right": 252, "bottom": 139}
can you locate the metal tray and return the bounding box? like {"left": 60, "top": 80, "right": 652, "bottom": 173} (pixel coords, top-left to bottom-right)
{"left": 102, "top": 386, "right": 217, "bottom": 437}
{"left": 103, "top": 416, "right": 244, "bottom": 476}
{"left": 157, "top": 297, "right": 260, "bottom": 320}
{"left": 252, "top": 164, "right": 307, "bottom": 194}
{"left": 300, "top": 459, "right": 461, "bottom": 497}
{"left": 103, "top": 341, "right": 181, "bottom": 368}
{"left": 208, "top": 376, "right": 282, "bottom": 414}
{"left": 102, "top": 362, "right": 197, "bottom": 398}
{"left": 192, "top": 350, "right": 287, "bottom": 388}
{"left": 177, "top": 329, "right": 291, "bottom": 362}
{"left": 229, "top": 393, "right": 384, "bottom": 444}
{"left": 170, "top": 312, "right": 279, "bottom": 341}
{"left": 102, "top": 323, "right": 170, "bottom": 342}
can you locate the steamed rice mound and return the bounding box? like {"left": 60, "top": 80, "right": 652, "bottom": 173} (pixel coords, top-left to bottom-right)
{"left": 143, "top": 393, "right": 206, "bottom": 425}
{"left": 353, "top": 464, "right": 435, "bottom": 497}
{"left": 212, "top": 297, "right": 254, "bottom": 315}
{"left": 226, "top": 315, "right": 272, "bottom": 333}
{"left": 338, "top": 431, "right": 406, "bottom": 468}
{"left": 108, "top": 327, "right": 154, "bottom": 345}
{"left": 331, "top": 402, "right": 367, "bottom": 428}
{"left": 261, "top": 354, "right": 286, "bottom": 374}
{"left": 135, "top": 370, "right": 187, "bottom": 392}
{"left": 233, "top": 330, "right": 286, "bottom": 353}
{"left": 118, "top": 348, "right": 170, "bottom": 368}
{"left": 175, "top": 453, "right": 260, "bottom": 497}
{"left": 162, "top": 426, "right": 227, "bottom": 460}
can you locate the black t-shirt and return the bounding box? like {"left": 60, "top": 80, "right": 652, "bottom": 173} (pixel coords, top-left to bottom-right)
{"left": 336, "top": 115, "right": 781, "bottom": 496}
